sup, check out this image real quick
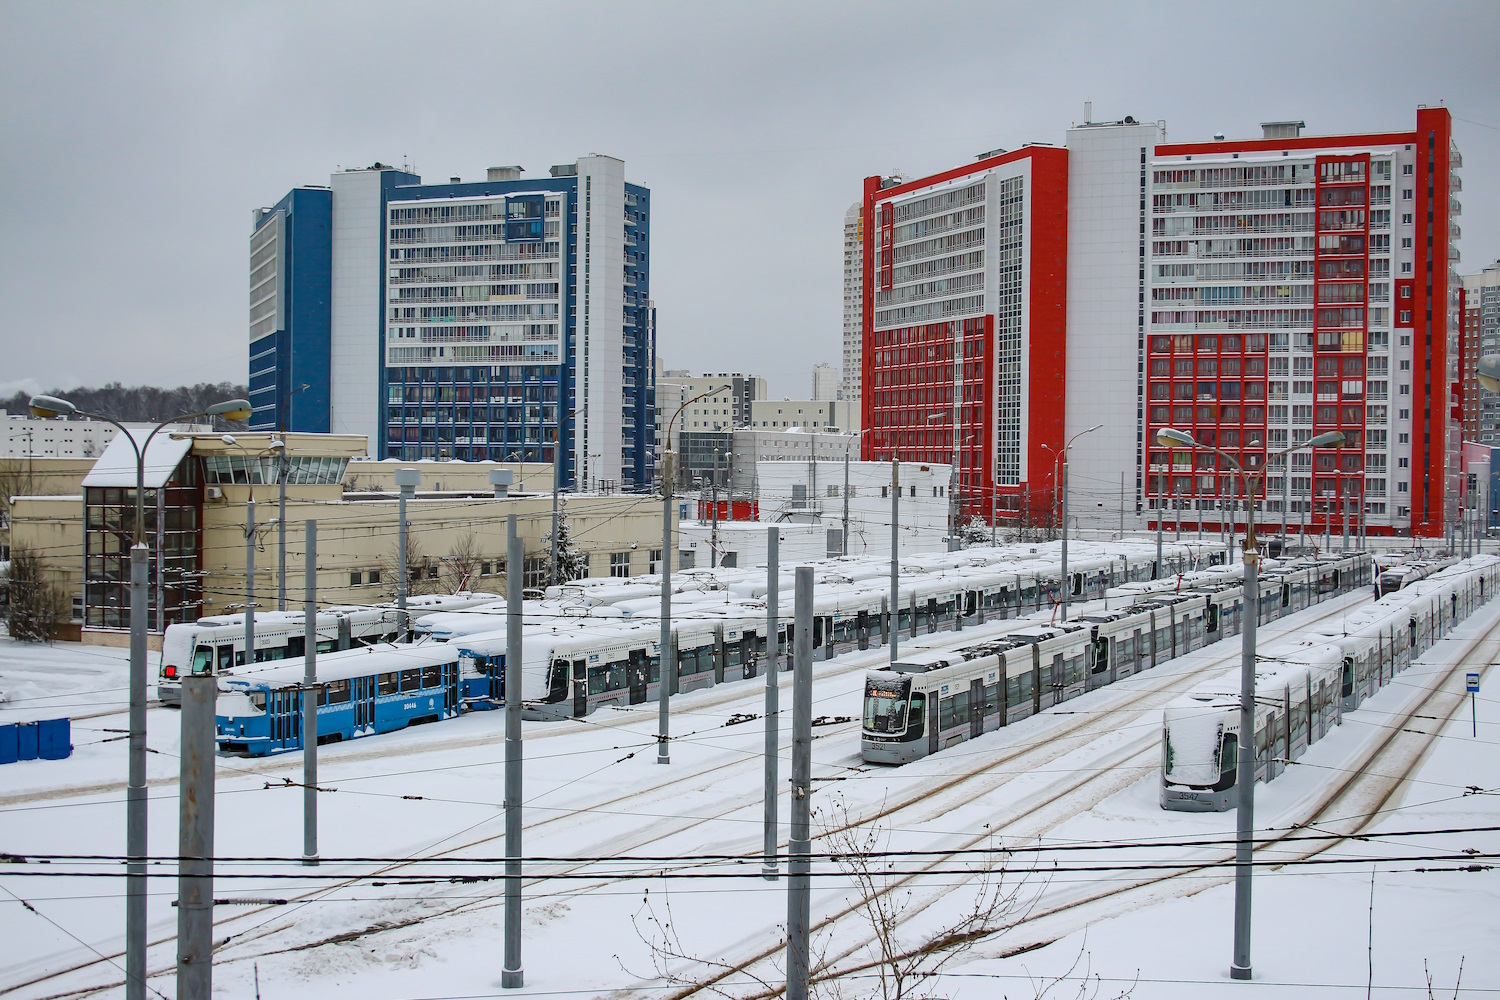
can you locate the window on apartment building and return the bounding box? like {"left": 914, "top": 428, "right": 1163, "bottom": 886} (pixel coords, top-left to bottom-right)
{"left": 610, "top": 552, "right": 630, "bottom": 578}
{"left": 1402, "top": 213, "right": 1413, "bottom": 225}
{"left": 1403, "top": 164, "right": 1414, "bottom": 175}
{"left": 350, "top": 571, "right": 363, "bottom": 587}
{"left": 1402, "top": 189, "right": 1413, "bottom": 200}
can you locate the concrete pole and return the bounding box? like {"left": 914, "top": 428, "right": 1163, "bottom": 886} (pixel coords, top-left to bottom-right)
{"left": 1340, "top": 480, "right": 1348, "bottom": 553}
{"left": 1231, "top": 511, "right": 1259, "bottom": 980}
{"left": 552, "top": 421, "right": 563, "bottom": 586}
{"left": 711, "top": 446, "right": 720, "bottom": 568}
{"left": 302, "top": 521, "right": 318, "bottom": 865}
{"left": 176, "top": 674, "right": 216, "bottom": 999}
{"left": 245, "top": 497, "right": 256, "bottom": 668}
{"left": 1156, "top": 465, "right": 1164, "bottom": 579}
{"left": 502, "top": 515, "right": 525, "bottom": 988}
{"left": 1119, "top": 470, "right": 1125, "bottom": 540}
{"left": 395, "top": 468, "right": 419, "bottom": 638}
{"left": 658, "top": 450, "right": 674, "bottom": 764}
{"left": 786, "top": 566, "right": 814, "bottom": 1000}
{"left": 278, "top": 452, "right": 287, "bottom": 611}
{"left": 842, "top": 447, "right": 850, "bottom": 557}
{"left": 763, "top": 526, "right": 780, "bottom": 880}
{"left": 890, "top": 459, "right": 900, "bottom": 664}
{"left": 125, "top": 541, "right": 148, "bottom": 1000}
{"left": 1060, "top": 460, "right": 1070, "bottom": 621}
{"left": 1281, "top": 457, "right": 1290, "bottom": 550}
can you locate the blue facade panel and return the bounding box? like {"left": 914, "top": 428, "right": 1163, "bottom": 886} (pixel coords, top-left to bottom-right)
{"left": 248, "top": 187, "right": 333, "bottom": 433}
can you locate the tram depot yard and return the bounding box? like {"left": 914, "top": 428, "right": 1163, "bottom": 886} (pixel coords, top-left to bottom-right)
{"left": 1, "top": 541, "right": 1498, "bottom": 999}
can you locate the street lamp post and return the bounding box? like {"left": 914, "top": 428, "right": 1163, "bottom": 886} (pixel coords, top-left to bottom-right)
{"left": 28, "top": 394, "right": 251, "bottom": 1000}
{"left": 1158, "top": 425, "right": 1344, "bottom": 982}
{"left": 1054, "top": 424, "right": 1103, "bottom": 622}
{"left": 842, "top": 429, "right": 873, "bottom": 558}
{"left": 658, "top": 384, "right": 730, "bottom": 764}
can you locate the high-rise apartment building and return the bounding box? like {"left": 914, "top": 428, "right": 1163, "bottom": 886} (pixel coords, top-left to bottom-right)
{"left": 812, "top": 363, "right": 838, "bottom": 401}
{"left": 841, "top": 202, "right": 864, "bottom": 402}
{"left": 1146, "top": 110, "right": 1461, "bottom": 539}
{"left": 1462, "top": 261, "right": 1500, "bottom": 445}
{"left": 860, "top": 145, "right": 1070, "bottom": 523}
{"left": 860, "top": 107, "right": 1463, "bottom": 538}
{"left": 250, "top": 157, "right": 654, "bottom": 491}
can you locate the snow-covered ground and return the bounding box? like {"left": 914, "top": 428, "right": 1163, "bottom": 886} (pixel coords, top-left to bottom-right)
{"left": 0, "top": 584, "right": 1495, "bottom": 999}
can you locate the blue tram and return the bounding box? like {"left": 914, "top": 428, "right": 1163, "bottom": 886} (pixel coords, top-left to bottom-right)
{"left": 216, "top": 644, "right": 470, "bottom": 756}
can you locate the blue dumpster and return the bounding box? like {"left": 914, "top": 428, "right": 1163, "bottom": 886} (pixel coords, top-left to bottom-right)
{"left": 0, "top": 724, "right": 16, "bottom": 764}
{"left": 17, "top": 722, "right": 38, "bottom": 761}
{"left": 37, "top": 718, "right": 71, "bottom": 760}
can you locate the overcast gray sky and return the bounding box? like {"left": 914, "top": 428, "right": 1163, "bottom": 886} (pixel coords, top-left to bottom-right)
{"left": 2, "top": 1, "right": 1497, "bottom": 401}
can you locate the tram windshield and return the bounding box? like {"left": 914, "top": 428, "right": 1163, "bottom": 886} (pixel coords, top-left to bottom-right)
{"left": 863, "top": 676, "right": 912, "bottom": 733}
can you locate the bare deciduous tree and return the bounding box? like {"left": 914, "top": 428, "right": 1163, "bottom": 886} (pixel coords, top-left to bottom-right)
{"left": 442, "top": 533, "right": 482, "bottom": 594}
{"left": 5, "top": 546, "right": 69, "bottom": 643}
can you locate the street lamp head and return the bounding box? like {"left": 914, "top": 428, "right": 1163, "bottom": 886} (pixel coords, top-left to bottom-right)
{"left": 207, "top": 398, "right": 254, "bottom": 422}
{"left": 1157, "top": 427, "right": 1197, "bottom": 447}
{"left": 267, "top": 438, "right": 286, "bottom": 452}
{"left": 1479, "top": 356, "right": 1500, "bottom": 394}
{"left": 28, "top": 394, "right": 77, "bottom": 418}
{"left": 221, "top": 434, "right": 238, "bottom": 446}
{"left": 1307, "top": 430, "right": 1346, "bottom": 449}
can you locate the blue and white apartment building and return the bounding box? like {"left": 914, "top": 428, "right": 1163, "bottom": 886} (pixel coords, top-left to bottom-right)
{"left": 249, "top": 156, "right": 655, "bottom": 491}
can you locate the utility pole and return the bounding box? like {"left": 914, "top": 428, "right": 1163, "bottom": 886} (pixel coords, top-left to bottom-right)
{"left": 763, "top": 525, "right": 779, "bottom": 880}
{"left": 1060, "top": 459, "right": 1070, "bottom": 620}
{"left": 302, "top": 521, "right": 318, "bottom": 865}
{"left": 1119, "top": 470, "right": 1125, "bottom": 539}
{"left": 245, "top": 495, "right": 256, "bottom": 667}
{"left": 1156, "top": 462, "right": 1164, "bottom": 579}
{"left": 842, "top": 445, "right": 850, "bottom": 558}
{"left": 785, "top": 566, "right": 814, "bottom": 1000}
{"left": 502, "top": 515, "right": 525, "bottom": 988}
{"left": 1231, "top": 484, "right": 1259, "bottom": 981}
{"left": 395, "top": 468, "right": 420, "bottom": 638}
{"left": 277, "top": 448, "right": 287, "bottom": 611}
{"left": 658, "top": 447, "right": 674, "bottom": 765}
{"left": 711, "top": 445, "right": 720, "bottom": 568}
{"left": 176, "top": 672, "right": 216, "bottom": 998}
{"left": 889, "top": 459, "right": 900, "bottom": 664}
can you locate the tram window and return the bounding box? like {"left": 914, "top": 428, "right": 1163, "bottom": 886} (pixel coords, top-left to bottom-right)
{"left": 219, "top": 645, "right": 235, "bottom": 670}
{"left": 316, "top": 640, "right": 338, "bottom": 653}
{"left": 546, "top": 661, "right": 569, "bottom": 702}
{"left": 266, "top": 647, "right": 286, "bottom": 661}
{"left": 421, "top": 665, "right": 441, "bottom": 689}
{"left": 647, "top": 653, "right": 661, "bottom": 684}
{"left": 324, "top": 679, "right": 350, "bottom": 704}
{"left": 378, "top": 673, "right": 397, "bottom": 695}
{"left": 399, "top": 668, "right": 421, "bottom": 691}
{"left": 249, "top": 691, "right": 266, "bottom": 711}
{"left": 984, "top": 682, "right": 1000, "bottom": 714}
{"left": 906, "top": 693, "right": 926, "bottom": 738}
{"left": 863, "top": 688, "right": 908, "bottom": 732}
{"left": 193, "top": 646, "right": 214, "bottom": 674}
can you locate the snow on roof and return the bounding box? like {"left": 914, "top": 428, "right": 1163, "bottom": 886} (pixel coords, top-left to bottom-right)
{"left": 81, "top": 429, "right": 194, "bottom": 489}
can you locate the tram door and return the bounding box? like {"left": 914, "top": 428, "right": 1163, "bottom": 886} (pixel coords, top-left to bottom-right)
{"left": 926, "top": 598, "right": 938, "bottom": 633}
{"left": 628, "top": 650, "right": 648, "bottom": 705}
{"left": 444, "top": 662, "right": 460, "bottom": 716}
{"left": 856, "top": 611, "right": 871, "bottom": 650}
{"left": 742, "top": 632, "right": 759, "bottom": 680}
{"left": 573, "top": 660, "right": 588, "bottom": 717}
{"left": 353, "top": 676, "right": 375, "bottom": 731}
{"left": 970, "top": 679, "right": 984, "bottom": 739}
{"left": 1047, "top": 653, "right": 1065, "bottom": 708}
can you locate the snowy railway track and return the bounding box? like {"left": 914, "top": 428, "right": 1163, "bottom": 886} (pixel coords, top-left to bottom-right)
{"left": 0, "top": 589, "right": 1378, "bottom": 999}
{"left": 652, "top": 600, "right": 1500, "bottom": 1000}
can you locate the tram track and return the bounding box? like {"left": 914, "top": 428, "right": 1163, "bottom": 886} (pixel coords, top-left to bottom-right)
{"left": 0, "top": 585, "right": 1377, "bottom": 999}
{"left": 185, "top": 588, "right": 1381, "bottom": 994}
{"left": 652, "top": 597, "right": 1500, "bottom": 1000}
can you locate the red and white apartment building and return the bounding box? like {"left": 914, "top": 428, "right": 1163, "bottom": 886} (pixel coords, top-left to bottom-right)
{"left": 860, "top": 107, "right": 1463, "bottom": 538}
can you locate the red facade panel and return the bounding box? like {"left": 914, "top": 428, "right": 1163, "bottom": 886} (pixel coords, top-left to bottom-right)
{"left": 1409, "top": 107, "right": 1453, "bottom": 537}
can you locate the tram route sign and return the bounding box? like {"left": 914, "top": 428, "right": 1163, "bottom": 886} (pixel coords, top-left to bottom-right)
{"left": 1469, "top": 672, "right": 1481, "bottom": 739}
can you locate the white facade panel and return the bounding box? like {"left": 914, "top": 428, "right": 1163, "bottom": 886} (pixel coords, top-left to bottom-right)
{"left": 1065, "top": 122, "right": 1162, "bottom": 529}
{"left": 329, "top": 169, "right": 387, "bottom": 456}
{"left": 577, "top": 155, "right": 627, "bottom": 490}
